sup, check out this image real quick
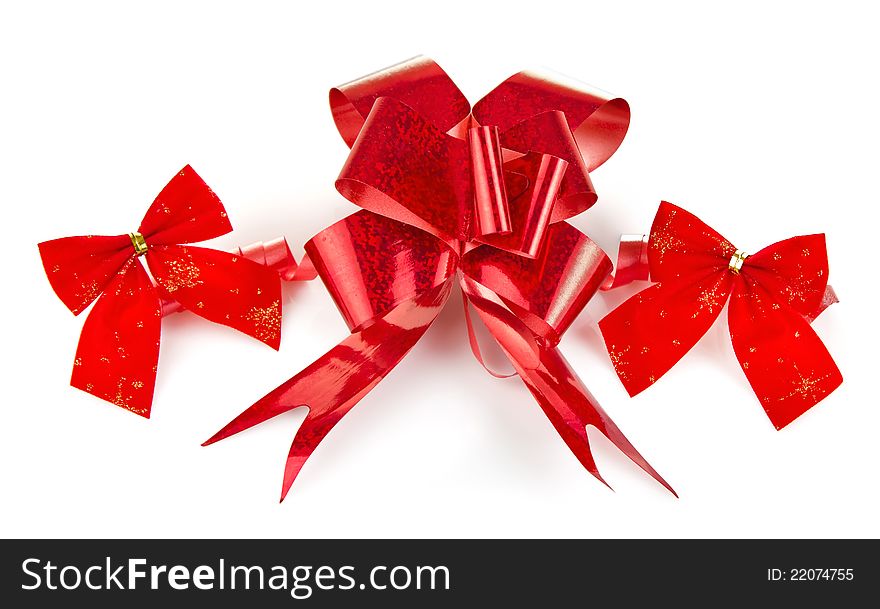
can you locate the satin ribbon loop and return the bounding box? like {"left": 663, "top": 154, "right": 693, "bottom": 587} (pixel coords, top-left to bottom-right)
{"left": 599, "top": 201, "right": 842, "bottom": 429}
{"left": 601, "top": 234, "right": 650, "bottom": 290}
{"left": 235, "top": 237, "right": 312, "bottom": 282}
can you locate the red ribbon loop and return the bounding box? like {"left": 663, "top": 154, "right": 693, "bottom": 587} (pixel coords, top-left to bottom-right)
{"left": 599, "top": 201, "right": 842, "bottom": 429}
{"left": 468, "top": 125, "right": 511, "bottom": 238}
{"left": 304, "top": 210, "right": 458, "bottom": 334}
{"left": 236, "top": 237, "right": 312, "bottom": 282}
{"left": 39, "top": 166, "right": 284, "bottom": 417}
{"left": 462, "top": 222, "right": 611, "bottom": 347}
{"left": 602, "top": 234, "right": 650, "bottom": 290}
{"left": 472, "top": 70, "right": 631, "bottom": 173}
{"left": 207, "top": 57, "right": 675, "bottom": 500}
{"left": 336, "top": 96, "right": 472, "bottom": 242}
{"left": 329, "top": 56, "right": 471, "bottom": 148}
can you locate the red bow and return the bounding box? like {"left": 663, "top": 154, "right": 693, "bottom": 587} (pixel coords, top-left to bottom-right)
{"left": 600, "top": 202, "right": 842, "bottom": 429}
{"left": 39, "top": 166, "right": 283, "bottom": 417}
{"left": 204, "top": 57, "right": 676, "bottom": 500}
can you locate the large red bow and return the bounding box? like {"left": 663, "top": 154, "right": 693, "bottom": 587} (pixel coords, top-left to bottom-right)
{"left": 39, "top": 166, "right": 283, "bottom": 417}
{"left": 600, "top": 202, "right": 842, "bottom": 429}
{"left": 204, "top": 57, "right": 676, "bottom": 500}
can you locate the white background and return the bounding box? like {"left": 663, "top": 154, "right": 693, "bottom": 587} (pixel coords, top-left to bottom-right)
{"left": 1, "top": 1, "right": 876, "bottom": 538}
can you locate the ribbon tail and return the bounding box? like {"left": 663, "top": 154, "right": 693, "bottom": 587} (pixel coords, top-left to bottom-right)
{"left": 147, "top": 244, "right": 283, "bottom": 349}
{"left": 204, "top": 280, "right": 453, "bottom": 501}
{"left": 729, "top": 280, "right": 842, "bottom": 429}
{"left": 463, "top": 287, "right": 675, "bottom": 496}
{"left": 517, "top": 346, "right": 677, "bottom": 496}
{"left": 599, "top": 274, "right": 734, "bottom": 396}
{"left": 71, "top": 259, "right": 161, "bottom": 417}
{"left": 159, "top": 240, "right": 316, "bottom": 317}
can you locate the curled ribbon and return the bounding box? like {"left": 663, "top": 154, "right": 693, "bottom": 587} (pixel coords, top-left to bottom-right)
{"left": 205, "top": 57, "right": 676, "bottom": 500}
{"left": 38, "top": 166, "right": 293, "bottom": 417}
{"left": 599, "top": 201, "right": 842, "bottom": 429}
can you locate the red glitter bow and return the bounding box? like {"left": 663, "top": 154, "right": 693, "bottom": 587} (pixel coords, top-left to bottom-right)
{"left": 600, "top": 202, "right": 842, "bottom": 429}
{"left": 205, "top": 57, "right": 676, "bottom": 500}
{"left": 39, "top": 166, "right": 286, "bottom": 417}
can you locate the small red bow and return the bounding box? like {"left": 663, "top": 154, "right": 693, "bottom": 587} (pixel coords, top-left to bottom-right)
{"left": 39, "top": 166, "right": 283, "bottom": 417}
{"left": 600, "top": 202, "right": 842, "bottom": 429}
{"left": 204, "top": 57, "right": 675, "bottom": 500}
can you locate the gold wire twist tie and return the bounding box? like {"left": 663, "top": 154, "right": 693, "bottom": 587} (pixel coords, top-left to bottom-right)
{"left": 128, "top": 232, "right": 148, "bottom": 256}
{"left": 728, "top": 249, "right": 748, "bottom": 273}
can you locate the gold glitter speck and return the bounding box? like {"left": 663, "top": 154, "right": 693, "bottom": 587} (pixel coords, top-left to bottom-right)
{"left": 158, "top": 256, "right": 203, "bottom": 293}
{"left": 77, "top": 279, "right": 101, "bottom": 304}
{"left": 245, "top": 301, "right": 281, "bottom": 343}
{"left": 691, "top": 280, "right": 728, "bottom": 319}
{"left": 780, "top": 366, "right": 833, "bottom": 402}
{"left": 608, "top": 345, "right": 632, "bottom": 380}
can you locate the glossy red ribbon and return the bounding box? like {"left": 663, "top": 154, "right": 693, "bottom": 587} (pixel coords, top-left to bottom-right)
{"left": 205, "top": 57, "right": 676, "bottom": 500}
{"left": 39, "top": 166, "right": 287, "bottom": 417}
{"left": 599, "top": 202, "right": 842, "bottom": 429}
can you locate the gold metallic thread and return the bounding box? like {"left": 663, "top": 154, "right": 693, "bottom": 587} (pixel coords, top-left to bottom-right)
{"left": 728, "top": 249, "right": 748, "bottom": 273}
{"left": 129, "top": 232, "right": 148, "bottom": 256}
